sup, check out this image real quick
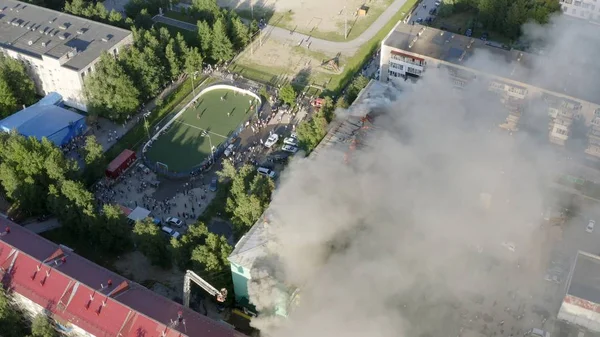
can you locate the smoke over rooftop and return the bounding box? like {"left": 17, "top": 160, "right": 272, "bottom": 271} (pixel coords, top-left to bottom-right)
{"left": 247, "top": 14, "right": 595, "bottom": 337}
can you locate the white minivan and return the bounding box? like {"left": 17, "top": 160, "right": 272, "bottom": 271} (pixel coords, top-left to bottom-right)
{"left": 257, "top": 167, "right": 276, "bottom": 178}
{"left": 161, "top": 226, "right": 181, "bottom": 239}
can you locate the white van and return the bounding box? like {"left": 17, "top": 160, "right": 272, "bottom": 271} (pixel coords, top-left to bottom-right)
{"left": 257, "top": 167, "right": 276, "bottom": 178}
{"left": 161, "top": 226, "right": 180, "bottom": 239}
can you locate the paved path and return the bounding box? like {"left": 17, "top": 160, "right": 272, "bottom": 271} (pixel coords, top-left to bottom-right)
{"left": 162, "top": 0, "right": 415, "bottom": 55}
{"left": 24, "top": 218, "right": 61, "bottom": 234}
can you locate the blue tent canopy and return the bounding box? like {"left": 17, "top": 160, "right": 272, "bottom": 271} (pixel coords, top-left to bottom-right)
{"left": 0, "top": 93, "right": 87, "bottom": 146}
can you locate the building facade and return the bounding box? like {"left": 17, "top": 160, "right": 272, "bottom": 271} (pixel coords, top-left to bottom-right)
{"left": 558, "top": 251, "right": 600, "bottom": 331}
{"left": 379, "top": 22, "right": 600, "bottom": 154}
{"left": 559, "top": 0, "right": 600, "bottom": 21}
{"left": 0, "top": 0, "right": 133, "bottom": 111}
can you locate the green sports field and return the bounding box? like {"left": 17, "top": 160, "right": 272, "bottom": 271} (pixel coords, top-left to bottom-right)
{"left": 145, "top": 87, "right": 258, "bottom": 172}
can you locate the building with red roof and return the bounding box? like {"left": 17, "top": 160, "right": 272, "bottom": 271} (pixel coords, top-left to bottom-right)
{"left": 0, "top": 216, "right": 247, "bottom": 337}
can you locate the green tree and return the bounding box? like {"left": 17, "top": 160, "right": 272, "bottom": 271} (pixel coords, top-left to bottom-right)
{"left": 134, "top": 8, "right": 154, "bottom": 29}
{"left": 83, "top": 135, "right": 104, "bottom": 165}
{"left": 64, "top": 0, "right": 86, "bottom": 15}
{"left": 279, "top": 83, "right": 297, "bottom": 106}
{"left": 0, "top": 288, "right": 27, "bottom": 337}
{"left": 0, "top": 55, "right": 37, "bottom": 115}
{"left": 84, "top": 53, "right": 140, "bottom": 122}
{"left": 191, "top": 0, "right": 220, "bottom": 23}
{"left": 345, "top": 75, "right": 369, "bottom": 105}
{"left": 210, "top": 18, "right": 234, "bottom": 62}
{"left": 225, "top": 164, "right": 274, "bottom": 231}
{"left": 121, "top": 46, "right": 165, "bottom": 99}
{"left": 165, "top": 39, "right": 182, "bottom": 80}
{"left": 170, "top": 222, "right": 209, "bottom": 268}
{"left": 184, "top": 47, "right": 204, "bottom": 75}
{"left": 197, "top": 20, "right": 213, "bottom": 57}
{"left": 216, "top": 159, "right": 237, "bottom": 181}
{"left": 133, "top": 218, "right": 171, "bottom": 268}
{"left": 504, "top": 0, "right": 528, "bottom": 38}
{"left": 228, "top": 14, "right": 250, "bottom": 50}
{"left": 0, "top": 77, "right": 18, "bottom": 117}
{"left": 30, "top": 314, "right": 57, "bottom": 337}
{"left": 296, "top": 111, "right": 328, "bottom": 151}
{"left": 191, "top": 233, "right": 232, "bottom": 272}
{"left": 108, "top": 9, "right": 123, "bottom": 23}
{"left": 92, "top": 204, "right": 132, "bottom": 254}
{"left": 93, "top": 2, "right": 109, "bottom": 20}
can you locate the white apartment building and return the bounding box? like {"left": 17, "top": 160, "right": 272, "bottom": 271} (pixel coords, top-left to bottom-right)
{"left": 0, "top": 0, "right": 133, "bottom": 111}
{"left": 559, "top": 0, "right": 600, "bottom": 21}
{"left": 379, "top": 22, "right": 600, "bottom": 151}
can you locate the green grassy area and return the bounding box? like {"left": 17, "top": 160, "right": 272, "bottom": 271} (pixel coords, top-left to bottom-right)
{"left": 88, "top": 77, "right": 211, "bottom": 184}
{"left": 145, "top": 88, "right": 257, "bottom": 172}
{"left": 430, "top": 11, "right": 511, "bottom": 44}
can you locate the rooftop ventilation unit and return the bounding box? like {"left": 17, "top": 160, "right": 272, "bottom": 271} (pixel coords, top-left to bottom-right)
{"left": 59, "top": 22, "right": 69, "bottom": 30}
{"left": 44, "top": 28, "right": 50, "bottom": 35}
{"left": 19, "top": 21, "right": 25, "bottom": 27}
{"left": 59, "top": 33, "right": 66, "bottom": 40}
{"left": 76, "top": 28, "right": 84, "bottom": 34}
{"left": 48, "top": 18, "right": 55, "bottom": 24}
{"left": 27, "top": 40, "right": 32, "bottom": 45}
{"left": 41, "top": 41, "right": 47, "bottom": 47}
{"left": 101, "top": 36, "right": 110, "bottom": 42}
{"left": 50, "top": 31, "right": 56, "bottom": 37}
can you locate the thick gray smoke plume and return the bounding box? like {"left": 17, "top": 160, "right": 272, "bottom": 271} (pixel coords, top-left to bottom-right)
{"left": 248, "top": 14, "right": 593, "bottom": 337}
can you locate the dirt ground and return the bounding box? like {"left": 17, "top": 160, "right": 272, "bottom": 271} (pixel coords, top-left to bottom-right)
{"left": 218, "top": 0, "right": 391, "bottom": 35}
{"left": 234, "top": 38, "right": 344, "bottom": 89}
{"left": 114, "top": 251, "right": 184, "bottom": 292}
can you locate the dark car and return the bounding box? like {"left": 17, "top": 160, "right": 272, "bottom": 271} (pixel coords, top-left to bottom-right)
{"left": 209, "top": 177, "right": 218, "bottom": 192}
{"left": 465, "top": 28, "right": 473, "bottom": 37}
{"left": 481, "top": 32, "right": 489, "bottom": 41}
{"left": 428, "top": 8, "right": 436, "bottom": 15}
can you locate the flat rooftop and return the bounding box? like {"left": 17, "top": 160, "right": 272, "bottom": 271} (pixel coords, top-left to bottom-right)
{"left": 383, "top": 23, "right": 600, "bottom": 105}
{"left": 0, "top": 0, "right": 131, "bottom": 71}
{"left": 566, "top": 251, "right": 600, "bottom": 304}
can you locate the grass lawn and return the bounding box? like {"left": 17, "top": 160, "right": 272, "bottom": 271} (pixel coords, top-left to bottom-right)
{"left": 145, "top": 88, "right": 258, "bottom": 172}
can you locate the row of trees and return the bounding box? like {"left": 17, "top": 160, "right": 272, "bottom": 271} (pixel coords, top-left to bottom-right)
{"left": 0, "top": 55, "right": 37, "bottom": 118}
{"left": 0, "top": 133, "right": 132, "bottom": 256}
{"left": 439, "top": 0, "right": 560, "bottom": 39}
{"left": 0, "top": 287, "right": 58, "bottom": 337}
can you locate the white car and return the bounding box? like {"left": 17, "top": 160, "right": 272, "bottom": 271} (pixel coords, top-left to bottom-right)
{"left": 283, "top": 137, "right": 298, "bottom": 146}
{"left": 161, "top": 226, "right": 181, "bottom": 239}
{"left": 264, "top": 134, "right": 279, "bottom": 148}
{"left": 587, "top": 220, "right": 595, "bottom": 233}
{"left": 166, "top": 217, "right": 184, "bottom": 228}
{"left": 290, "top": 132, "right": 298, "bottom": 139}
{"left": 224, "top": 144, "right": 235, "bottom": 157}
{"left": 282, "top": 145, "right": 298, "bottom": 153}
{"left": 257, "top": 167, "right": 276, "bottom": 178}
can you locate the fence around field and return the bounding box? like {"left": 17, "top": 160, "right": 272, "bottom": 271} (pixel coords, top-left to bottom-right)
{"left": 142, "top": 83, "right": 263, "bottom": 178}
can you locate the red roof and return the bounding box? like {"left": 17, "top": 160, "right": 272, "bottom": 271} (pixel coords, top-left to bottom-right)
{"left": 107, "top": 149, "right": 136, "bottom": 173}
{"left": 0, "top": 218, "right": 246, "bottom": 337}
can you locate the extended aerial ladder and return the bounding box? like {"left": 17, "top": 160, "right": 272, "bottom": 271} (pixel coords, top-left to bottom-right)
{"left": 183, "top": 270, "right": 228, "bottom": 308}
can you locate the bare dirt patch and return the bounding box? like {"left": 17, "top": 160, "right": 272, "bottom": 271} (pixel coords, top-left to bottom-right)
{"left": 218, "top": 0, "right": 393, "bottom": 38}
{"left": 114, "top": 250, "right": 184, "bottom": 293}
{"left": 234, "top": 38, "right": 344, "bottom": 89}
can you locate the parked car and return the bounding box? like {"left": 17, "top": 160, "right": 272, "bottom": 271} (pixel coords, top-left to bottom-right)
{"left": 161, "top": 226, "right": 181, "bottom": 239}
{"left": 429, "top": 8, "right": 436, "bottom": 15}
{"left": 587, "top": 219, "right": 595, "bottom": 233}
{"left": 264, "top": 134, "right": 279, "bottom": 148}
{"left": 209, "top": 177, "right": 218, "bottom": 192}
{"left": 224, "top": 144, "right": 235, "bottom": 157}
{"left": 466, "top": 28, "right": 473, "bottom": 37}
{"left": 416, "top": 17, "right": 423, "bottom": 23}
{"left": 282, "top": 145, "right": 299, "bottom": 153}
{"left": 257, "top": 167, "right": 276, "bottom": 178}
{"left": 435, "top": 0, "right": 441, "bottom": 6}
{"left": 166, "top": 217, "right": 184, "bottom": 228}
{"left": 283, "top": 137, "right": 298, "bottom": 146}
{"left": 481, "top": 32, "right": 489, "bottom": 41}
{"left": 290, "top": 132, "right": 298, "bottom": 139}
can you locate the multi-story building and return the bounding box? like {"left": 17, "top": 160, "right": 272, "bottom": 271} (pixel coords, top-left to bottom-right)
{"left": 559, "top": 0, "right": 600, "bottom": 21}
{"left": 0, "top": 216, "right": 245, "bottom": 337}
{"left": 0, "top": 0, "right": 133, "bottom": 111}
{"left": 379, "top": 22, "right": 600, "bottom": 153}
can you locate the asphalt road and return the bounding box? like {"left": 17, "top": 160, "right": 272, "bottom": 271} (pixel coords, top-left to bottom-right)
{"left": 164, "top": 0, "right": 417, "bottom": 55}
